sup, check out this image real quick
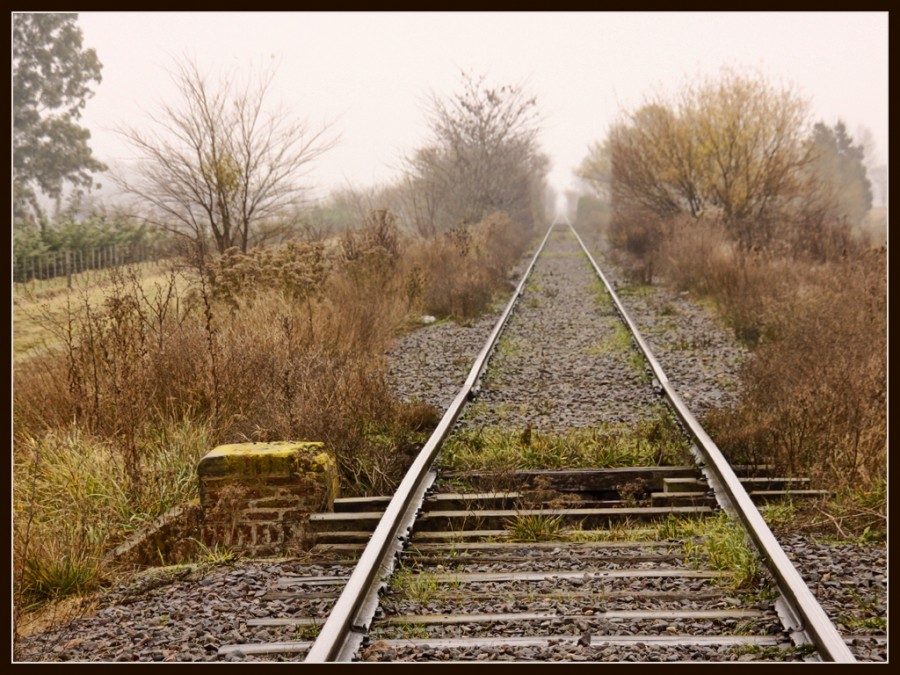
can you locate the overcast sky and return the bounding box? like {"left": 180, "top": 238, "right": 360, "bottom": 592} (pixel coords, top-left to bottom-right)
{"left": 75, "top": 11, "right": 888, "bottom": 204}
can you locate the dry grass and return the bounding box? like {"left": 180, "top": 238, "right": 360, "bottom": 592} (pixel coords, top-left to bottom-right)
{"left": 13, "top": 208, "right": 532, "bottom": 620}
{"left": 405, "top": 212, "right": 532, "bottom": 322}
{"left": 13, "top": 260, "right": 183, "bottom": 360}
{"left": 704, "top": 247, "right": 886, "bottom": 491}
{"left": 603, "top": 212, "right": 886, "bottom": 493}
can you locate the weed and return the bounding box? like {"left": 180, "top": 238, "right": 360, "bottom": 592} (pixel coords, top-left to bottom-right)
{"left": 293, "top": 623, "right": 322, "bottom": 640}
{"left": 525, "top": 278, "right": 543, "bottom": 294}
{"left": 760, "top": 499, "right": 798, "bottom": 530}
{"left": 393, "top": 622, "right": 430, "bottom": 640}
{"left": 727, "top": 643, "right": 817, "bottom": 660}
{"left": 674, "top": 512, "right": 762, "bottom": 590}
{"left": 506, "top": 513, "right": 564, "bottom": 542}
{"left": 590, "top": 279, "right": 614, "bottom": 314}
{"left": 389, "top": 567, "right": 442, "bottom": 605}
{"left": 189, "top": 538, "right": 236, "bottom": 566}
{"left": 20, "top": 550, "right": 99, "bottom": 608}
{"left": 659, "top": 303, "right": 678, "bottom": 316}
{"left": 627, "top": 350, "right": 651, "bottom": 384}
{"left": 840, "top": 615, "right": 886, "bottom": 631}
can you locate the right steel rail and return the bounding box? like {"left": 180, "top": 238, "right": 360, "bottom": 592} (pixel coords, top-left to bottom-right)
{"left": 568, "top": 223, "right": 856, "bottom": 663}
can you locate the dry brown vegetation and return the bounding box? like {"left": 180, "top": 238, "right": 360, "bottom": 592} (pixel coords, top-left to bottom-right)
{"left": 13, "top": 208, "right": 534, "bottom": 616}
{"left": 579, "top": 69, "right": 886, "bottom": 497}
{"left": 601, "top": 216, "right": 886, "bottom": 495}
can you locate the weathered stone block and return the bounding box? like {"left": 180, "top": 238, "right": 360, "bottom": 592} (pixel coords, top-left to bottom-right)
{"left": 197, "top": 441, "right": 339, "bottom": 556}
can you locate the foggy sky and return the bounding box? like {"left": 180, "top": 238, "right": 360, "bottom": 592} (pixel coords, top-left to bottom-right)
{"left": 73, "top": 11, "right": 888, "bottom": 203}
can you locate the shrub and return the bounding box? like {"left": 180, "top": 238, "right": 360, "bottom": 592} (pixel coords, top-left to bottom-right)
{"left": 405, "top": 211, "right": 532, "bottom": 321}
{"left": 13, "top": 206, "right": 537, "bottom": 621}
{"left": 706, "top": 248, "right": 886, "bottom": 490}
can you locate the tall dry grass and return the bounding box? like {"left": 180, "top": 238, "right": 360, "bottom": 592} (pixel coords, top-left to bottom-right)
{"left": 13, "top": 208, "right": 534, "bottom": 613}
{"left": 703, "top": 246, "right": 886, "bottom": 490}
{"left": 607, "top": 213, "right": 886, "bottom": 492}
{"left": 405, "top": 211, "right": 531, "bottom": 321}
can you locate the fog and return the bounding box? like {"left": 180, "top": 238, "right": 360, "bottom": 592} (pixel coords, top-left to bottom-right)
{"left": 75, "top": 11, "right": 887, "bottom": 203}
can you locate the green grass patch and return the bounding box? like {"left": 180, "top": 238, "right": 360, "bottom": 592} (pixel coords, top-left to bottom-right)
{"left": 590, "top": 279, "right": 615, "bottom": 314}
{"left": 506, "top": 513, "right": 564, "bottom": 542}
{"left": 389, "top": 566, "right": 455, "bottom": 605}
{"left": 616, "top": 282, "right": 655, "bottom": 298}
{"left": 525, "top": 278, "right": 543, "bottom": 294}
{"left": 658, "top": 512, "right": 763, "bottom": 590}
{"left": 496, "top": 335, "right": 525, "bottom": 359}
{"left": 14, "top": 418, "right": 212, "bottom": 607}
{"left": 582, "top": 317, "right": 651, "bottom": 383}
{"left": 568, "top": 519, "right": 657, "bottom": 543}
{"left": 584, "top": 320, "right": 632, "bottom": 356}
{"left": 439, "top": 410, "right": 691, "bottom": 472}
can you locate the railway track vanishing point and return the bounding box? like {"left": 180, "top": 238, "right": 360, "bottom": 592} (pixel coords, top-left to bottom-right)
{"left": 221, "top": 221, "right": 857, "bottom": 663}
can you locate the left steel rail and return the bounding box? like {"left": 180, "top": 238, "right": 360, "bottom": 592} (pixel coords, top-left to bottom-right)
{"left": 304, "top": 221, "right": 557, "bottom": 662}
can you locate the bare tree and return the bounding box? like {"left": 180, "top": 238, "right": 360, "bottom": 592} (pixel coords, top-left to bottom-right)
{"left": 116, "top": 57, "right": 334, "bottom": 254}
{"left": 403, "top": 71, "right": 548, "bottom": 236}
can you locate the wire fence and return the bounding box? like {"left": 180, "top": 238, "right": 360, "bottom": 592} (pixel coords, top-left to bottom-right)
{"left": 12, "top": 243, "right": 168, "bottom": 290}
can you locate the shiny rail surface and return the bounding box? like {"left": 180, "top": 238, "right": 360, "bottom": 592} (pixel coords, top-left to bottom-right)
{"left": 305, "top": 220, "right": 855, "bottom": 663}
{"left": 568, "top": 224, "right": 855, "bottom": 663}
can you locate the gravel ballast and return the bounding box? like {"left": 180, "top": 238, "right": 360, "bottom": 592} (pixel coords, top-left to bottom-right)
{"left": 15, "top": 223, "right": 885, "bottom": 663}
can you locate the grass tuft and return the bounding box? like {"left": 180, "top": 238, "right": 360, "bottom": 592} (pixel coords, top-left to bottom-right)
{"left": 659, "top": 512, "right": 762, "bottom": 590}
{"left": 506, "top": 513, "right": 564, "bottom": 542}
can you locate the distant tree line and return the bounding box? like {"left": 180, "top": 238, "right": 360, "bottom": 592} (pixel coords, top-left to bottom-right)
{"left": 14, "top": 12, "right": 550, "bottom": 268}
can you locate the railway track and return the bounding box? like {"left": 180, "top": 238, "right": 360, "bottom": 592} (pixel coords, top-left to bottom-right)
{"left": 217, "top": 221, "right": 857, "bottom": 663}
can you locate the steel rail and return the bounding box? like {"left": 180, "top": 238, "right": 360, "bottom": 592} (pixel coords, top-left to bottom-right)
{"left": 304, "top": 221, "right": 558, "bottom": 662}
{"left": 568, "top": 223, "right": 856, "bottom": 663}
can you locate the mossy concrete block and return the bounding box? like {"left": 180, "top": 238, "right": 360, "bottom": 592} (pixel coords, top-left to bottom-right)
{"left": 197, "top": 441, "right": 340, "bottom": 556}
{"left": 199, "top": 441, "right": 324, "bottom": 478}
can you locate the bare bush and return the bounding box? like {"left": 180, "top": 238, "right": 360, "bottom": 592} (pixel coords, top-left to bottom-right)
{"left": 704, "top": 248, "right": 886, "bottom": 490}
{"left": 13, "top": 204, "right": 535, "bottom": 617}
